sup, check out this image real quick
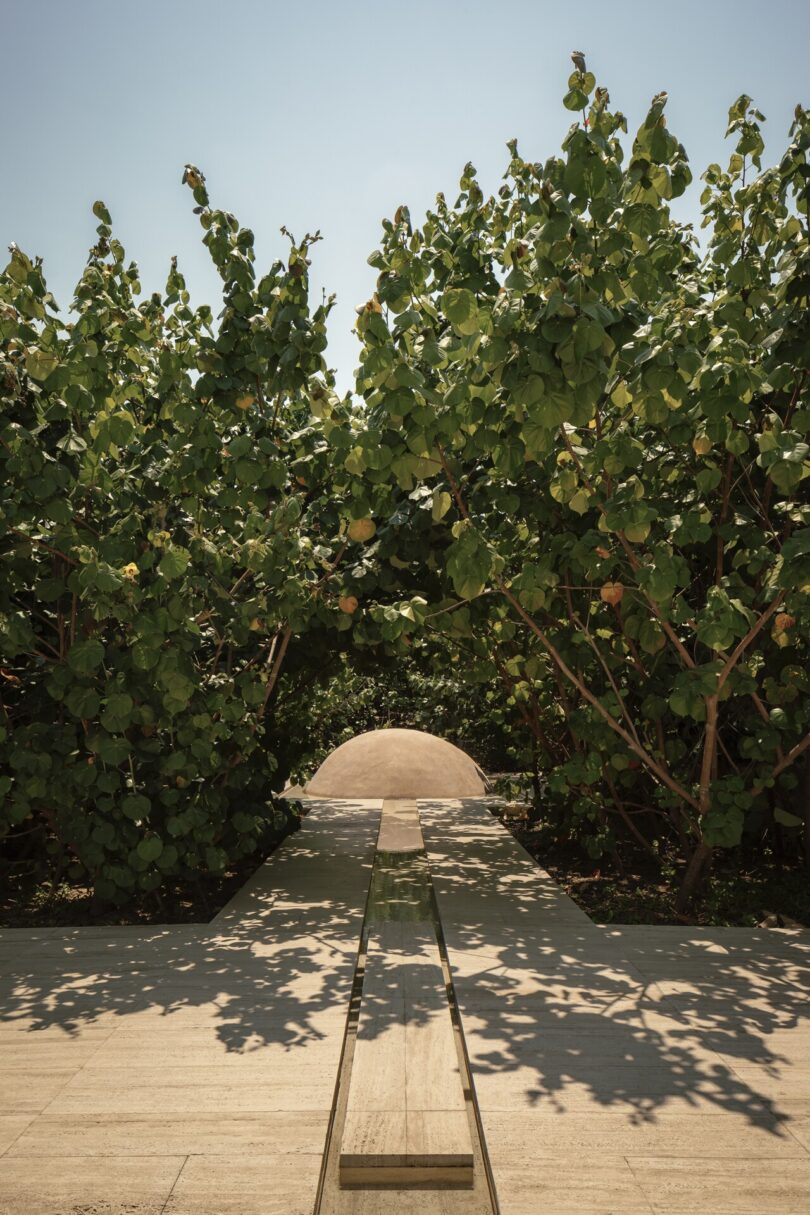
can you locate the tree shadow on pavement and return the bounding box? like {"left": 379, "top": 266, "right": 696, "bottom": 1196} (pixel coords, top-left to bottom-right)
{"left": 417, "top": 798, "right": 810, "bottom": 1142}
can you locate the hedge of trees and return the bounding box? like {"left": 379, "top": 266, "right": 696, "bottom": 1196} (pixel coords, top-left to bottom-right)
{"left": 2, "top": 60, "right": 808, "bottom": 911}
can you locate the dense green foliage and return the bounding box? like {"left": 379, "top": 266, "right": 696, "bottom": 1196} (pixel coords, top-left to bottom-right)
{"left": 0, "top": 175, "right": 350, "bottom": 901}
{"left": 2, "top": 60, "right": 809, "bottom": 911}
{"left": 351, "top": 69, "right": 810, "bottom": 908}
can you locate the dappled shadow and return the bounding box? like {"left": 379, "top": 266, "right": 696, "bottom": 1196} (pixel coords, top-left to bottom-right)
{"left": 418, "top": 798, "right": 810, "bottom": 1141}
{"left": 0, "top": 801, "right": 380, "bottom": 1055}
{"left": 4, "top": 793, "right": 809, "bottom": 1153}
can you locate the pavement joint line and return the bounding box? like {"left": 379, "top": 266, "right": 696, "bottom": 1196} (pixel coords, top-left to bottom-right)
{"left": 0, "top": 1115, "right": 36, "bottom": 1160}
{"left": 159, "top": 1152, "right": 190, "bottom": 1215}
{"left": 31, "top": 1023, "right": 116, "bottom": 1119}
{"left": 621, "top": 1153, "right": 658, "bottom": 1215}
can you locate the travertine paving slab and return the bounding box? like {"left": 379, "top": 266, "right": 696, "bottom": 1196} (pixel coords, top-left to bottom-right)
{"left": 406, "top": 1109, "right": 473, "bottom": 1167}
{"left": 46, "top": 1081, "right": 338, "bottom": 1114}
{"left": 783, "top": 1115, "right": 810, "bottom": 1150}
{"left": 376, "top": 798, "right": 425, "bottom": 854}
{"left": 468, "top": 1065, "right": 786, "bottom": 1116}
{"left": 164, "top": 1154, "right": 323, "bottom": 1215}
{"left": 329, "top": 1196, "right": 483, "bottom": 1215}
{"left": 0, "top": 1155, "right": 185, "bottom": 1215}
{"left": 340, "top": 1111, "right": 407, "bottom": 1170}
{"left": 482, "top": 1108, "right": 804, "bottom": 1158}
{"left": 627, "top": 1155, "right": 810, "bottom": 1214}
{"left": 728, "top": 1065, "right": 810, "bottom": 1111}
{"left": 0, "top": 1068, "right": 74, "bottom": 1113}
{"left": 80, "top": 1035, "right": 344, "bottom": 1073}
{"left": 0, "top": 1115, "right": 34, "bottom": 1155}
{"left": 6, "top": 1111, "right": 329, "bottom": 1158}
{"left": 487, "top": 1157, "right": 653, "bottom": 1215}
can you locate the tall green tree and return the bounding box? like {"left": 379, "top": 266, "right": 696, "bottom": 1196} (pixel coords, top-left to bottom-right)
{"left": 354, "top": 61, "right": 810, "bottom": 906}
{"left": 0, "top": 171, "right": 350, "bottom": 900}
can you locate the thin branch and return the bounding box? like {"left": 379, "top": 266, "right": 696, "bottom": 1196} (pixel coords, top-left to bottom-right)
{"left": 257, "top": 626, "right": 293, "bottom": 720}
{"left": 436, "top": 433, "right": 699, "bottom": 811}
{"left": 570, "top": 607, "right": 641, "bottom": 746}
{"left": 750, "top": 732, "right": 810, "bottom": 800}
{"left": 435, "top": 442, "right": 471, "bottom": 520}
{"left": 8, "top": 530, "right": 77, "bottom": 566}
{"left": 697, "top": 696, "right": 719, "bottom": 816}
{"left": 717, "top": 592, "right": 785, "bottom": 689}
{"left": 499, "top": 579, "right": 699, "bottom": 811}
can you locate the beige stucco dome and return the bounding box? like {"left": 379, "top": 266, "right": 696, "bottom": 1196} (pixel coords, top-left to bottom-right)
{"left": 304, "top": 728, "right": 488, "bottom": 799}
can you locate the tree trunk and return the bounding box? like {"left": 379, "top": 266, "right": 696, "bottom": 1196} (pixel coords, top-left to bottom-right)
{"left": 530, "top": 734, "right": 542, "bottom": 801}
{"left": 669, "top": 801, "right": 691, "bottom": 853}
{"left": 768, "top": 788, "right": 784, "bottom": 873}
{"left": 603, "top": 766, "right": 660, "bottom": 863}
{"left": 675, "top": 696, "right": 720, "bottom": 914}
{"left": 675, "top": 839, "right": 713, "bottom": 915}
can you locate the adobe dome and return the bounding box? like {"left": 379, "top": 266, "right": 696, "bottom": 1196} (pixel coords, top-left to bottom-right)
{"left": 304, "top": 727, "right": 487, "bottom": 799}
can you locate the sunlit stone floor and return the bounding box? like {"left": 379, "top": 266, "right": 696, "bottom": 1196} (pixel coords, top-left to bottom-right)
{"left": 2, "top": 797, "right": 808, "bottom": 1214}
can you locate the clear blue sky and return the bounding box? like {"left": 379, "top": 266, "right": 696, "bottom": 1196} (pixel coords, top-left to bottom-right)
{"left": 3, "top": 0, "right": 809, "bottom": 392}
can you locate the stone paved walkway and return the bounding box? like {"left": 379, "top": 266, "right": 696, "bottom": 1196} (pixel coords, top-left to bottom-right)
{"left": 1, "top": 797, "right": 809, "bottom": 1214}
{"left": 422, "top": 799, "right": 810, "bottom": 1214}
{"left": 0, "top": 800, "right": 381, "bottom": 1215}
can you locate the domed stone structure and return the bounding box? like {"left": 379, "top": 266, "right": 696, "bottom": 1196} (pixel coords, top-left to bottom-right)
{"left": 304, "top": 727, "right": 488, "bottom": 799}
